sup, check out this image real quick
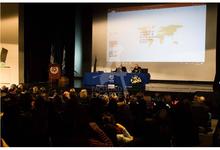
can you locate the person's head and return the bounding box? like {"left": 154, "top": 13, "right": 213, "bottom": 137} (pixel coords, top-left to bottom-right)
{"left": 163, "top": 94, "right": 172, "bottom": 104}
{"left": 143, "top": 95, "right": 151, "bottom": 103}
{"left": 32, "top": 86, "right": 39, "bottom": 94}
{"left": 199, "top": 96, "right": 206, "bottom": 103}
{"left": 101, "top": 112, "right": 116, "bottom": 125}
{"left": 9, "top": 84, "right": 17, "bottom": 93}
{"left": 0, "top": 86, "right": 8, "bottom": 97}
{"left": 63, "top": 91, "right": 71, "bottom": 100}
{"left": 18, "top": 83, "right": 25, "bottom": 92}
{"left": 40, "top": 86, "right": 46, "bottom": 93}
{"left": 10, "top": 84, "right": 17, "bottom": 90}
{"left": 134, "top": 64, "right": 139, "bottom": 69}
{"left": 70, "top": 88, "right": 76, "bottom": 93}
{"left": 69, "top": 88, "right": 77, "bottom": 97}
{"left": 136, "top": 92, "right": 144, "bottom": 99}
{"left": 110, "top": 92, "right": 118, "bottom": 102}
{"left": 102, "top": 94, "right": 109, "bottom": 106}
{"left": 79, "top": 89, "right": 88, "bottom": 99}
{"left": 194, "top": 95, "right": 205, "bottom": 103}
{"left": 143, "top": 91, "right": 151, "bottom": 102}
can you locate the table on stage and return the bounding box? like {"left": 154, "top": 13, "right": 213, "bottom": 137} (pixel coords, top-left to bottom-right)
{"left": 83, "top": 72, "right": 150, "bottom": 89}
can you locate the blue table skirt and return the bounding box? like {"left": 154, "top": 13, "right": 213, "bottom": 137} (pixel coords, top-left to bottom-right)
{"left": 83, "top": 72, "right": 150, "bottom": 89}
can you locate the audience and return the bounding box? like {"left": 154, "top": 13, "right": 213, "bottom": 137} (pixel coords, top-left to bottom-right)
{"left": 0, "top": 83, "right": 218, "bottom": 147}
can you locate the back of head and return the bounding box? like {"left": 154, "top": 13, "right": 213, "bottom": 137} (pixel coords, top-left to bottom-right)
{"left": 40, "top": 86, "right": 46, "bottom": 93}
{"left": 110, "top": 92, "right": 118, "bottom": 102}
{"left": 10, "top": 84, "right": 17, "bottom": 90}
{"left": 198, "top": 96, "right": 206, "bottom": 103}
{"left": 163, "top": 94, "right": 172, "bottom": 104}
{"left": 18, "top": 83, "right": 25, "bottom": 91}
{"left": 32, "top": 86, "right": 39, "bottom": 94}
{"left": 136, "top": 92, "right": 144, "bottom": 99}
{"left": 63, "top": 91, "right": 71, "bottom": 100}
{"left": 9, "top": 84, "right": 17, "bottom": 93}
{"left": 80, "top": 89, "right": 88, "bottom": 99}
{"left": 194, "top": 94, "right": 206, "bottom": 103}
{"left": 143, "top": 91, "right": 152, "bottom": 102}
{"left": 101, "top": 112, "right": 116, "bottom": 125}
{"left": 70, "top": 88, "right": 76, "bottom": 95}
{"left": 0, "top": 86, "right": 8, "bottom": 97}
{"left": 101, "top": 94, "right": 109, "bottom": 106}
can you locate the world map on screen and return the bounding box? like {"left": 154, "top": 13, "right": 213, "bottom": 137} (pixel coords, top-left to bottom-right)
{"left": 107, "top": 5, "right": 206, "bottom": 62}
{"left": 139, "top": 25, "right": 183, "bottom": 46}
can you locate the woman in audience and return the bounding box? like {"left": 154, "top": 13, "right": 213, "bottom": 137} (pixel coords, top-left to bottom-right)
{"left": 99, "top": 112, "right": 134, "bottom": 146}
{"left": 88, "top": 122, "right": 113, "bottom": 147}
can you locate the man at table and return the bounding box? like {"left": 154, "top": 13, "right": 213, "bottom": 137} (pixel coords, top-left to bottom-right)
{"left": 132, "top": 64, "right": 142, "bottom": 73}
{"left": 114, "top": 64, "right": 127, "bottom": 72}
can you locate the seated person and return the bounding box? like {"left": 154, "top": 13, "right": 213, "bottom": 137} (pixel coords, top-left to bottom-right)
{"left": 114, "top": 64, "right": 127, "bottom": 72}
{"left": 88, "top": 122, "right": 113, "bottom": 147}
{"left": 191, "top": 95, "right": 211, "bottom": 132}
{"left": 132, "top": 64, "right": 142, "bottom": 73}
{"left": 100, "top": 112, "right": 134, "bottom": 146}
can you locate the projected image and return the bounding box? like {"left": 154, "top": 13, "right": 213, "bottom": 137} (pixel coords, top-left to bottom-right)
{"left": 107, "top": 5, "right": 206, "bottom": 62}
{"left": 138, "top": 25, "right": 182, "bottom": 46}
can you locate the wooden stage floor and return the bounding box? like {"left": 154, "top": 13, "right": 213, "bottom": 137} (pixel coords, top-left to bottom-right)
{"left": 146, "top": 83, "right": 213, "bottom": 93}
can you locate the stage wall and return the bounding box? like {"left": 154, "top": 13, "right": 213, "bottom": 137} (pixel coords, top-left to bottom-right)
{"left": 0, "top": 4, "right": 20, "bottom": 86}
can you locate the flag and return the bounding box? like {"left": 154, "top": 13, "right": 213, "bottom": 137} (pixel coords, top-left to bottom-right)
{"left": 50, "top": 44, "right": 55, "bottom": 64}
{"left": 61, "top": 46, "right": 66, "bottom": 75}
{"left": 93, "top": 56, "right": 97, "bottom": 72}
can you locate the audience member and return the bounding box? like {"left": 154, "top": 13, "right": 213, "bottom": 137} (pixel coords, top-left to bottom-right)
{"left": 192, "top": 95, "right": 211, "bottom": 133}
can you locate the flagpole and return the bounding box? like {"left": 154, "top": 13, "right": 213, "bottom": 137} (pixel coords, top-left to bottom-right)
{"left": 59, "top": 46, "right": 69, "bottom": 88}
{"left": 49, "top": 44, "right": 54, "bottom": 89}
{"left": 93, "top": 56, "right": 97, "bottom": 72}
{"left": 61, "top": 46, "right": 66, "bottom": 76}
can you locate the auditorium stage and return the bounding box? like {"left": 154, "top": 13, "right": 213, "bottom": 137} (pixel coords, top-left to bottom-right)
{"left": 0, "top": 80, "right": 213, "bottom": 94}
{"left": 73, "top": 78, "right": 213, "bottom": 93}
{"left": 146, "top": 82, "right": 213, "bottom": 93}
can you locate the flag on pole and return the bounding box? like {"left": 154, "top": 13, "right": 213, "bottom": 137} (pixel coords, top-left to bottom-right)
{"left": 93, "top": 56, "right": 97, "bottom": 72}
{"left": 61, "top": 46, "right": 66, "bottom": 75}
{"left": 50, "top": 44, "right": 55, "bottom": 64}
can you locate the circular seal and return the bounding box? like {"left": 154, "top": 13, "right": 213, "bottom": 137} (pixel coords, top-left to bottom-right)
{"left": 50, "top": 66, "right": 59, "bottom": 74}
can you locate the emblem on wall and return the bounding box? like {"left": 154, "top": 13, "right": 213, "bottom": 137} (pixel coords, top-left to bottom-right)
{"left": 49, "top": 64, "right": 61, "bottom": 80}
